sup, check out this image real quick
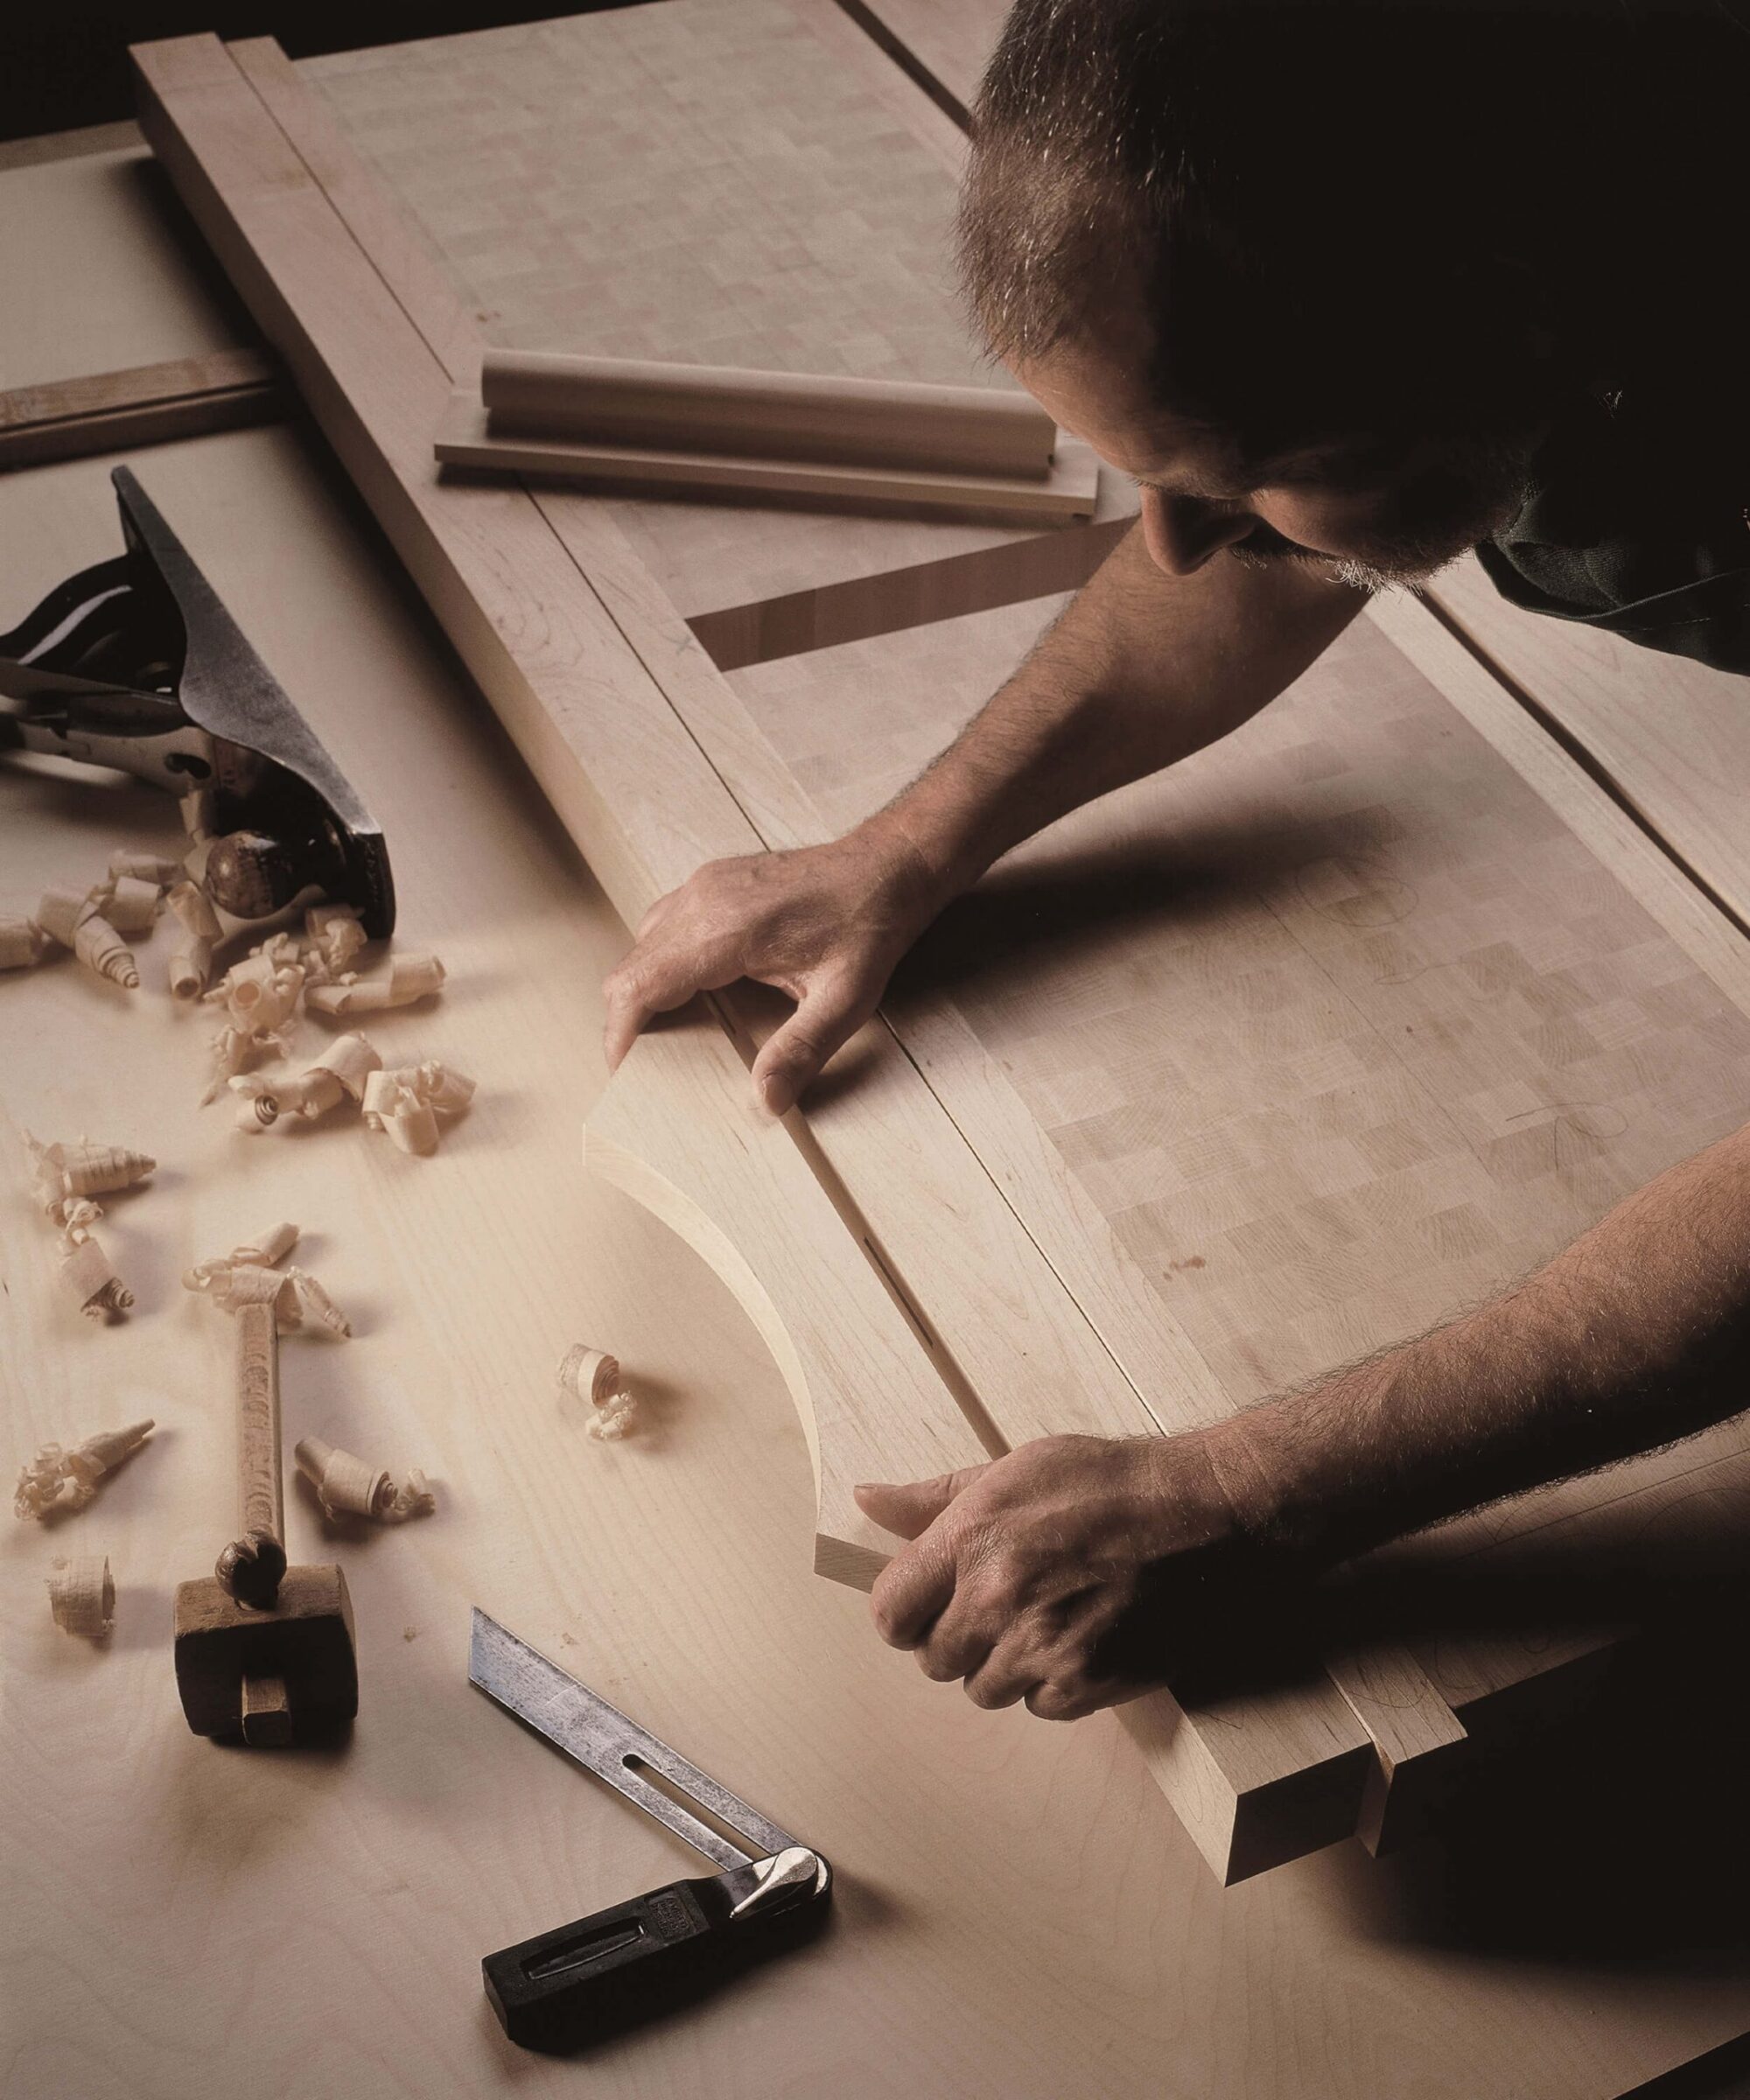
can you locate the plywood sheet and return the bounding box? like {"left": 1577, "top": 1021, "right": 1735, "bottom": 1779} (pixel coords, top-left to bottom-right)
{"left": 298, "top": 0, "right": 1134, "bottom": 644}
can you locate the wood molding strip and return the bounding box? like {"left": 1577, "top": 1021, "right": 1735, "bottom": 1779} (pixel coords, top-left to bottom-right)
{"left": 0, "top": 346, "right": 284, "bottom": 470}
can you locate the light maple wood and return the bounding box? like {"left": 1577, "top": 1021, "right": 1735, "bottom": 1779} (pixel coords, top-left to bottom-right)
{"left": 481, "top": 348, "right": 1057, "bottom": 478}
{"left": 437, "top": 392, "right": 1100, "bottom": 524}
{"left": 0, "top": 346, "right": 282, "bottom": 471}
{"left": 134, "top": 28, "right": 1370, "bottom": 1884}
{"left": 296, "top": 0, "right": 1138, "bottom": 654}
{"left": 586, "top": 1004, "right": 995, "bottom": 1586}
{"left": 8, "top": 196, "right": 1750, "bottom": 2100}
{"left": 128, "top": 22, "right": 1746, "bottom": 1892}
{"left": 722, "top": 587, "right": 1750, "bottom": 1816}
{"left": 1426, "top": 554, "right": 1750, "bottom": 927}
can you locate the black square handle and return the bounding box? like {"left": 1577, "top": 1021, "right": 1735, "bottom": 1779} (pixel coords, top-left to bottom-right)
{"left": 484, "top": 1848, "right": 830, "bottom": 2051}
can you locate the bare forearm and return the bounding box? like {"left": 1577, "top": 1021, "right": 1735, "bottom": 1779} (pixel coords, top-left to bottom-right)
{"left": 1230, "top": 1124, "right": 1750, "bottom": 1562}
{"left": 865, "top": 526, "right": 1366, "bottom": 894}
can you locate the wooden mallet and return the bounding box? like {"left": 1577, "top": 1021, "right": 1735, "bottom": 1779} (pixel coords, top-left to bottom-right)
{"left": 174, "top": 1248, "right": 358, "bottom": 1746}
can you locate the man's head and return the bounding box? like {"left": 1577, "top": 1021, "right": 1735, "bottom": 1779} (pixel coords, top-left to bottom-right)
{"left": 960, "top": 0, "right": 1731, "bottom": 587}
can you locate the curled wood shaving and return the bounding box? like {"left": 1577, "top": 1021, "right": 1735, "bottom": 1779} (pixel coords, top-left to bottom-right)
{"left": 294, "top": 1437, "right": 435, "bottom": 1521}
{"left": 307, "top": 953, "right": 445, "bottom": 1016}
{"left": 47, "top": 1555, "right": 115, "bottom": 1637}
{"left": 558, "top": 1345, "right": 642, "bottom": 1440}
{"left": 15, "top": 1420, "right": 155, "bottom": 1520}
{"left": 360, "top": 1060, "right": 475, "bottom": 1156}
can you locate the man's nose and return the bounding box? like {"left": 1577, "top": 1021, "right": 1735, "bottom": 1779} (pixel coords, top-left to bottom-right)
{"left": 1140, "top": 487, "right": 1258, "bottom": 575}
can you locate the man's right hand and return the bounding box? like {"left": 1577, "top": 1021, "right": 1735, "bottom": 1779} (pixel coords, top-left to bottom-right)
{"left": 601, "top": 821, "right": 951, "bottom": 1114}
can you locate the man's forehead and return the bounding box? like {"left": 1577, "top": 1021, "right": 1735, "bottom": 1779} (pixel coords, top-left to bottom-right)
{"left": 1012, "top": 334, "right": 1251, "bottom": 492}
{"left": 1012, "top": 330, "right": 1414, "bottom": 497}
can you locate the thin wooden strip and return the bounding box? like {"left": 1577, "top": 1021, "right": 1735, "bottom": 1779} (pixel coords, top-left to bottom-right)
{"left": 1364, "top": 590, "right": 1750, "bottom": 1017}
{"left": 1425, "top": 554, "right": 1750, "bottom": 932}
{"left": 0, "top": 345, "right": 273, "bottom": 429}
{"left": 140, "top": 32, "right": 1374, "bottom": 1882}
{"left": 687, "top": 508, "right": 1131, "bottom": 673}
{"left": 0, "top": 346, "right": 284, "bottom": 470}
{"left": 436, "top": 395, "right": 1100, "bottom": 526}
{"left": 0, "top": 120, "right": 144, "bottom": 172}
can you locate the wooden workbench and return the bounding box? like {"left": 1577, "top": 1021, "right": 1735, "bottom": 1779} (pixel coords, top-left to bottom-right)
{"left": 6, "top": 10, "right": 1750, "bottom": 2098}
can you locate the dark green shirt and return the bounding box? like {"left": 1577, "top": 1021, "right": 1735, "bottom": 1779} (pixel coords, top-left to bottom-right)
{"left": 1477, "top": 382, "right": 1750, "bottom": 675}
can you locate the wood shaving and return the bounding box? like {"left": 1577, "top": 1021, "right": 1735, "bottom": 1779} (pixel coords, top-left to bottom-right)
{"left": 0, "top": 915, "right": 52, "bottom": 970}
{"left": 229, "top": 1032, "right": 382, "bottom": 1133}
{"left": 300, "top": 904, "right": 368, "bottom": 979}
{"left": 186, "top": 1251, "right": 348, "bottom": 1335}
{"left": 200, "top": 942, "right": 308, "bottom": 1103}
{"left": 16, "top": 1420, "right": 155, "bottom": 1520}
{"left": 97, "top": 874, "right": 165, "bottom": 936}
{"left": 360, "top": 1059, "right": 474, "bottom": 1155}
{"left": 165, "top": 879, "right": 222, "bottom": 999}
{"left": 558, "top": 1344, "right": 642, "bottom": 1439}
{"left": 36, "top": 884, "right": 137, "bottom": 990}
{"left": 294, "top": 1437, "right": 435, "bottom": 1522}
{"left": 22, "top": 1138, "right": 148, "bottom": 1320}
{"left": 585, "top": 1391, "right": 640, "bottom": 1440}
{"left": 24, "top": 1136, "right": 155, "bottom": 1214}
{"left": 47, "top": 1555, "right": 114, "bottom": 1638}
{"left": 108, "top": 850, "right": 185, "bottom": 887}
{"left": 184, "top": 1234, "right": 351, "bottom": 1339}
{"left": 307, "top": 953, "right": 445, "bottom": 1015}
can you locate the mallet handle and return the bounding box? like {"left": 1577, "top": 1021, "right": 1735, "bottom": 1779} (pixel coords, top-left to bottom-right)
{"left": 239, "top": 1300, "right": 284, "bottom": 1543}
{"left": 217, "top": 1299, "right": 287, "bottom": 1608}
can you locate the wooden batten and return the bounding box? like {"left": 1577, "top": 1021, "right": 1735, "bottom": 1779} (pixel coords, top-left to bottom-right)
{"left": 438, "top": 393, "right": 1099, "bottom": 526}
{"left": 0, "top": 346, "right": 284, "bottom": 470}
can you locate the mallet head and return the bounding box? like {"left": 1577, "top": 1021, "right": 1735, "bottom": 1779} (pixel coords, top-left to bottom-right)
{"left": 173, "top": 1562, "right": 358, "bottom": 1745}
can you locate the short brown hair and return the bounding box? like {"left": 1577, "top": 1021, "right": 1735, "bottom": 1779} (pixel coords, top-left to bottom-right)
{"left": 959, "top": 0, "right": 1750, "bottom": 471}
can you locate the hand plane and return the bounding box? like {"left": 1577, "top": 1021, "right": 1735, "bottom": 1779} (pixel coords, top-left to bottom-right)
{"left": 0, "top": 465, "right": 393, "bottom": 936}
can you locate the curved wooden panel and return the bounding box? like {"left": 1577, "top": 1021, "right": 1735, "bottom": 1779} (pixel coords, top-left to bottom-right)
{"left": 585, "top": 1009, "right": 991, "bottom": 1588}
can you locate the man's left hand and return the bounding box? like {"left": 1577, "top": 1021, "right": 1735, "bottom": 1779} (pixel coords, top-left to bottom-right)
{"left": 854, "top": 1430, "right": 1274, "bottom": 1720}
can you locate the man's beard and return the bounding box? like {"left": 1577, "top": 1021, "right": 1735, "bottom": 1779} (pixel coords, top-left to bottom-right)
{"left": 1227, "top": 427, "right": 1541, "bottom": 594}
